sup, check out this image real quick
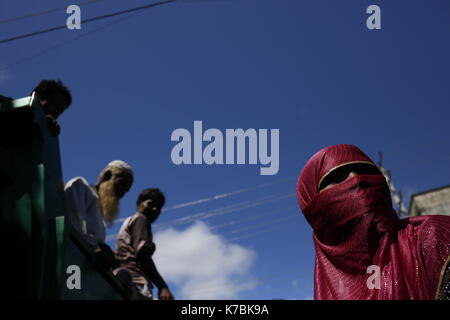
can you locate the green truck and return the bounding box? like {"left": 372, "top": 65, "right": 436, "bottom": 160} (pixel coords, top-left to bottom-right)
{"left": 0, "top": 94, "right": 125, "bottom": 299}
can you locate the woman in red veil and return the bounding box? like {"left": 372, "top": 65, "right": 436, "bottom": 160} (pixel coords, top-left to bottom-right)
{"left": 296, "top": 144, "right": 450, "bottom": 300}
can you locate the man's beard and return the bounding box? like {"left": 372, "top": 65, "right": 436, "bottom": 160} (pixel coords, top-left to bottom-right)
{"left": 98, "top": 180, "right": 119, "bottom": 226}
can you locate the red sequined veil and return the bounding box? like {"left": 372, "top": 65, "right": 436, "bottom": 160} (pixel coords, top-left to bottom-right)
{"left": 296, "top": 144, "right": 450, "bottom": 300}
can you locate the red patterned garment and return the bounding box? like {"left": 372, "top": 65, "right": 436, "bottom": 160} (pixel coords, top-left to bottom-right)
{"left": 296, "top": 144, "right": 450, "bottom": 300}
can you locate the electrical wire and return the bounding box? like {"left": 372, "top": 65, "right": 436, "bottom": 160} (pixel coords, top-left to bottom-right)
{"left": 0, "top": 0, "right": 105, "bottom": 25}
{"left": 0, "top": 0, "right": 177, "bottom": 45}
{"left": 114, "top": 176, "right": 295, "bottom": 225}
{"left": 0, "top": 10, "right": 141, "bottom": 71}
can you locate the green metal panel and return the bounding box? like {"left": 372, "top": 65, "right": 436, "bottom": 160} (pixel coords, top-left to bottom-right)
{"left": 0, "top": 94, "right": 48, "bottom": 298}
{"left": 59, "top": 222, "right": 125, "bottom": 300}
{"left": 0, "top": 94, "right": 126, "bottom": 299}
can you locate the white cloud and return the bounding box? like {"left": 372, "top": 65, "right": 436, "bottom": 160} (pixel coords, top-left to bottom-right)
{"left": 153, "top": 221, "right": 258, "bottom": 300}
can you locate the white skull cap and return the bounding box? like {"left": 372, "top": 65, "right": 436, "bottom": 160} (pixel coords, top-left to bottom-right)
{"left": 107, "top": 160, "right": 134, "bottom": 178}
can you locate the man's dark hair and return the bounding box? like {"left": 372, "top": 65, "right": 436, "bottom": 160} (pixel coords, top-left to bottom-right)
{"left": 33, "top": 80, "right": 72, "bottom": 107}
{"left": 136, "top": 188, "right": 166, "bottom": 209}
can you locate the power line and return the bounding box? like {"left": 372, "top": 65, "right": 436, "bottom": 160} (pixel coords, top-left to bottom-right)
{"left": 1, "top": 10, "right": 141, "bottom": 71}
{"left": 226, "top": 215, "right": 298, "bottom": 235}
{"left": 154, "top": 193, "right": 295, "bottom": 230}
{"left": 210, "top": 204, "right": 297, "bottom": 230}
{"left": 105, "top": 204, "right": 298, "bottom": 243}
{"left": 0, "top": 0, "right": 225, "bottom": 70}
{"left": 0, "top": 0, "right": 222, "bottom": 25}
{"left": 114, "top": 177, "right": 295, "bottom": 225}
{"left": 0, "top": 0, "right": 105, "bottom": 25}
{"left": 105, "top": 192, "right": 296, "bottom": 242}
{"left": 228, "top": 221, "right": 300, "bottom": 242}
{"left": 162, "top": 177, "right": 294, "bottom": 213}
{"left": 0, "top": 0, "right": 177, "bottom": 45}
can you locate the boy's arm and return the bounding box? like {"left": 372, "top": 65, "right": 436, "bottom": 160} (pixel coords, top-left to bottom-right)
{"left": 137, "top": 246, "right": 167, "bottom": 290}
{"left": 136, "top": 247, "right": 174, "bottom": 300}
{"left": 131, "top": 215, "right": 174, "bottom": 299}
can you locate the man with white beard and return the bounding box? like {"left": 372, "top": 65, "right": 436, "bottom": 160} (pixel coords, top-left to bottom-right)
{"left": 64, "top": 160, "right": 134, "bottom": 268}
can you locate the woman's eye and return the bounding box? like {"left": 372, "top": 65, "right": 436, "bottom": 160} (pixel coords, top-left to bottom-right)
{"left": 331, "top": 171, "right": 347, "bottom": 183}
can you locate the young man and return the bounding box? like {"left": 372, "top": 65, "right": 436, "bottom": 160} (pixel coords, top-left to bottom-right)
{"left": 32, "top": 79, "right": 72, "bottom": 136}
{"left": 114, "top": 188, "right": 174, "bottom": 300}
{"left": 64, "top": 160, "right": 134, "bottom": 267}
{"left": 0, "top": 81, "right": 71, "bottom": 192}
{"left": 1, "top": 80, "right": 72, "bottom": 135}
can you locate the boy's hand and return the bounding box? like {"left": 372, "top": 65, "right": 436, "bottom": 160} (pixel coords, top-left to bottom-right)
{"left": 158, "top": 287, "right": 174, "bottom": 300}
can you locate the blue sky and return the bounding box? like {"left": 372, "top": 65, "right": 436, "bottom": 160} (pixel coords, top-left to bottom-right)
{"left": 1, "top": 0, "right": 450, "bottom": 299}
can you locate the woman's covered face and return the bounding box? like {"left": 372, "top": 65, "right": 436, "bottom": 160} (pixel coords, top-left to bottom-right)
{"left": 297, "top": 145, "right": 397, "bottom": 239}
{"left": 297, "top": 144, "right": 378, "bottom": 211}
